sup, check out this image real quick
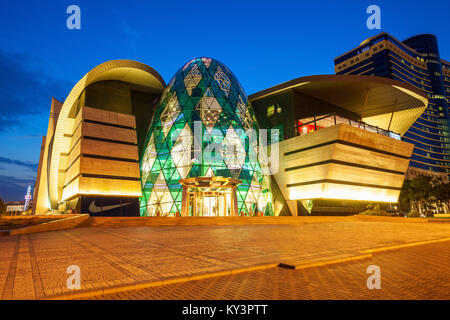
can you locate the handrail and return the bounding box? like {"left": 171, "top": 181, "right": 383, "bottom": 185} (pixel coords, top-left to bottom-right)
{"left": 294, "top": 112, "right": 401, "bottom": 140}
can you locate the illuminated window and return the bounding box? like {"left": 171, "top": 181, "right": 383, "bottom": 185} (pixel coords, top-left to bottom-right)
{"left": 267, "top": 104, "right": 281, "bottom": 117}
{"left": 267, "top": 105, "right": 275, "bottom": 117}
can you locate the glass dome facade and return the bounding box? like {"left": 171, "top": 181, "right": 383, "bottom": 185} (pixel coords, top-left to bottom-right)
{"left": 140, "top": 57, "right": 273, "bottom": 216}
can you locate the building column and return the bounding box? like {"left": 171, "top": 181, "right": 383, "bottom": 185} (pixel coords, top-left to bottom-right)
{"left": 231, "top": 186, "right": 238, "bottom": 216}
{"left": 360, "top": 89, "right": 370, "bottom": 120}
{"left": 223, "top": 193, "right": 227, "bottom": 216}
{"left": 387, "top": 100, "right": 397, "bottom": 131}
{"left": 193, "top": 191, "right": 197, "bottom": 217}
{"left": 181, "top": 186, "right": 188, "bottom": 216}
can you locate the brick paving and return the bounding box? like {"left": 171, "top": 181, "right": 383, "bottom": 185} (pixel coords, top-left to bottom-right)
{"left": 88, "top": 241, "right": 450, "bottom": 300}
{"left": 1, "top": 220, "right": 450, "bottom": 299}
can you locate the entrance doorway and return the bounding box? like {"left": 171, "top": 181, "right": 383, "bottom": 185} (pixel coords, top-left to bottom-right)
{"left": 180, "top": 177, "right": 241, "bottom": 217}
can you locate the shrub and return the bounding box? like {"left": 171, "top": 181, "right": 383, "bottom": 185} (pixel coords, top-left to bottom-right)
{"left": 359, "top": 203, "right": 391, "bottom": 216}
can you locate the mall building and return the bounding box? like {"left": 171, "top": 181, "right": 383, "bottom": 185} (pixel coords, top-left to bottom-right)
{"left": 32, "top": 57, "right": 428, "bottom": 216}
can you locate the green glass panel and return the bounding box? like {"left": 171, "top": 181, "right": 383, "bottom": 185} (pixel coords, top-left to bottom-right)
{"left": 140, "top": 57, "right": 274, "bottom": 216}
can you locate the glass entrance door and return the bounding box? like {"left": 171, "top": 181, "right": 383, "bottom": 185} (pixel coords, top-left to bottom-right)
{"left": 202, "top": 196, "right": 217, "bottom": 216}
{"left": 180, "top": 177, "right": 241, "bottom": 217}
{"left": 187, "top": 191, "right": 230, "bottom": 216}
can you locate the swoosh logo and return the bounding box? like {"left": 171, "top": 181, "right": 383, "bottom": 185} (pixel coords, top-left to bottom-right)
{"left": 89, "top": 200, "right": 133, "bottom": 213}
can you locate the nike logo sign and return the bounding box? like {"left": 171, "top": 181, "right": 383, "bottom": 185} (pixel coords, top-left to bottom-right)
{"left": 89, "top": 200, "right": 133, "bottom": 213}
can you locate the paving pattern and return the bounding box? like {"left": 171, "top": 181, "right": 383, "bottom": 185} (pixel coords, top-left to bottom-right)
{"left": 1, "top": 221, "right": 450, "bottom": 299}
{"left": 88, "top": 241, "right": 450, "bottom": 300}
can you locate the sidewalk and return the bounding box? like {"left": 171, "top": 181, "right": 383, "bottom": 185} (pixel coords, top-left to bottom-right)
{"left": 87, "top": 241, "right": 450, "bottom": 300}
{"left": 1, "top": 220, "right": 450, "bottom": 299}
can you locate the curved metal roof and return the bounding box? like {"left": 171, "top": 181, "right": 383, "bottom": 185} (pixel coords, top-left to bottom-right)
{"left": 248, "top": 74, "right": 428, "bottom": 136}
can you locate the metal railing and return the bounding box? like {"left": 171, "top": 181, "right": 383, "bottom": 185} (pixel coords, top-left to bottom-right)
{"left": 294, "top": 113, "right": 401, "bottom": 140}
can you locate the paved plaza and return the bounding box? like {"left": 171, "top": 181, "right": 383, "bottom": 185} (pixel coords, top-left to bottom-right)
{"left": 90, "top": 241, "right": 450, "bottom": 300}
{"left": 1, "top": 220, "right": 450, "bottom": 299}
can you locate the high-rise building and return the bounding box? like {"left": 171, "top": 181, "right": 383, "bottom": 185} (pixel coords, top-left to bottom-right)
{"left": 334, "top": 32, "right": 450, "bottom": 182}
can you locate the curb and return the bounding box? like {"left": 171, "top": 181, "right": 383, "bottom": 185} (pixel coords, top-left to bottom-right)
{"left": 427, "top": 219, "right": 450, "bottom": 223}
{"left": 43, "top": 262, "right": 279, "bottom": 300}
{"left": 279, "top": 253, "right": 373, "bottom": 270}
{"left": 354, "top": 215, "right": 429, "bottom": 223}
{"left": 360, "top": 237, "right": 450, "bottom": 254}
{"left": 8, "top": 214, "right": 89, "bottom": 236}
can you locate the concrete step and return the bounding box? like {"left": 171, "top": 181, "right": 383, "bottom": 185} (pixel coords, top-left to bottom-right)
{"left": 8, "top": 214, "right": 90, "bottom": 235}
{"left": 74, "top": 216, "right": 357, "bottom": 228}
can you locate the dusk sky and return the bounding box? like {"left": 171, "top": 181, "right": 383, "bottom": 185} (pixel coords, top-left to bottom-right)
{"left": 1, "top": 0, "right": 449, "bottom": 201}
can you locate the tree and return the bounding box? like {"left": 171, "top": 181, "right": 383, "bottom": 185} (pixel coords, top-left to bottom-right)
{"left": 433, "top": 179, "right": 450, "bottom": 213}
{"left": 399, "top": 176, "right": 432, "bottom": 216}
{"left": 398, "top": 179, "right": 414, "bottom": 214}
{"left": 399, "top": 175, "right": 450, "bottom": 217}
{"left": 412, "top": 175, "right": 435, "bottom": 216}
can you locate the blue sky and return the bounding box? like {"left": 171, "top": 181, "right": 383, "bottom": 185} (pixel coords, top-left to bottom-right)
{"left": 1, "top": 0, "right": 449, "bottom": 201}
